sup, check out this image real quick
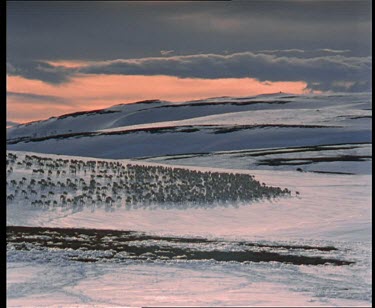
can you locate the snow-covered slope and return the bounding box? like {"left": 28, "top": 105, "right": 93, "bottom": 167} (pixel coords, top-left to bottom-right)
{"left": 6, "top": 121, "right": 20, "bottom": 128}
{"left": 6, "top": 92, "right": 372, "bottom": 159}
{"left": 6, "top": 92, "right": 372, "bottom": 307}
{"left": 7, "top": 150, "right": 372, "bottom": 307}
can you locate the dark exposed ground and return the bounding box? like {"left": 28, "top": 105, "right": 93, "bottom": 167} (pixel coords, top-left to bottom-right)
{"left": 308, "top": 170, "right": 355, "bottom": 175}
{"left": 136, "top": 142, "right": 370, "bottom": 160}
{"left": 136, "top": 143, "right": 371, "bottom": 176}
{"left": 233, "top": 143, "right": 370, "bottom": 157}
{"left": 152, "top": 100, "right": 293, "bottom": 109}
{"left": 7, "top": 226, "right": 353, "bottom": 266}
{"left": 7, "top": 124, "right": 337, "bottom": 145}
{"left": 257, "top": 155, "right": 372, "bottom": 166}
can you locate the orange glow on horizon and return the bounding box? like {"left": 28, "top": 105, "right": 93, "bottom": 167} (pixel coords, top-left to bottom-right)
{"left": 7, "top": 74, "right": 308, "bottom": 123}
{"left": 43, "top": 60, "right": 95, "bottom": 68}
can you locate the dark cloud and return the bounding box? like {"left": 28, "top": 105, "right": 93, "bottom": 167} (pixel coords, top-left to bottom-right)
{"left": 307, "top": 80, "right": 372, "bottom": 93}
{"left": 6, "top": 61, "right": 74, "bottom": 84}
{"left": 8, "top": 51, "right": 369, "bottom": 92}
{"left": 7, "top": 0, "right": 371, "bottom": 61}
{"left": 6, "top": 1, "right": 372, "bottom": 92}
{"left": 80, "top": 52, "right": 371, "bottom": 92}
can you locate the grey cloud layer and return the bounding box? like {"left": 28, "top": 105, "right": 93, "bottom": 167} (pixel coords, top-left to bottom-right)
{"left": 7, "top": 52, "right": 372, "bottom": 92}
{"left": 7, "top": 1, "right": 371, "bottom": 93}
{"left": 7, "top": 1, "right": 371, "bottom": 61}
{"left": 81, "top": 52, "right": 373, "bottom": 92}
{"left": 7, "top": 61, "right": 73, "bottom": 84}
{"left": 7, "top": 91, "right": 69, "bottom": 104}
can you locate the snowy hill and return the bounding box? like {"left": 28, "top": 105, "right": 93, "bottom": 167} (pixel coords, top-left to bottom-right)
{"left": 6, "top": 92, "right": 372, "bottom": 161}
{"left": 6, "top": 121, "right": 20, "bottom": 128}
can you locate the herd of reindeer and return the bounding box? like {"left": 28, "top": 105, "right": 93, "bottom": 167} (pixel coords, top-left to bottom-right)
{"left": 6, "top": 152, "right": 292, "bottom": 211}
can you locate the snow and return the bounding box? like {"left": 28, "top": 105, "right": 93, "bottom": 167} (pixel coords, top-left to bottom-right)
{"left": 143, "top": 143, "right": 372, "bottom": 175}
{"left": 7, "top": 93, "right": 371, "bottom": 159}
{"left": 7, "top": 92, "right": 371, "bottom": 138}
{"left": 7, "top": 126, "right": 371, "bottom": 159}
{"left": 98, "top": 104, "right": 371, "bottom": 133}
{"left": 6, "top": 92, "right": 372, "bottom": 307}
{"left": 6, "top": 151, "right": 372, "bottom": 306}
{"left": 7, "top": 245, "right": 372, "bottom": 307}
{"left": 7, "top": 158, "right": 370, "bottom": 243}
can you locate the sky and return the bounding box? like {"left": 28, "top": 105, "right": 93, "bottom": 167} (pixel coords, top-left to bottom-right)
{"left": 6, "top": 0, "right": 372, "bottom": 123}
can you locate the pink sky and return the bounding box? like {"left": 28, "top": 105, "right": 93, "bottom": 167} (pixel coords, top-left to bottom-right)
{"left": 7, "top": 74, "right": 308, "bottom": 123}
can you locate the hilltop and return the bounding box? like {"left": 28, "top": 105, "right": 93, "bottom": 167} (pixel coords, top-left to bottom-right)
{"left": 6, "top": 92, "right": 372, "bottom": 161}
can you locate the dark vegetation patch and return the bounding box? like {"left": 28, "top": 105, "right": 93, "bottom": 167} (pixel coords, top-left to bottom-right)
{"left": 7, "top": 124, "right": 336, "bottom": 145}
{"left": 57, "top": 109, "right": 120, "bottom": 120}
{"left": 6, "top": 125, "right": 210, "bottom": 144}
{"left": 233, "top": 143, "right": 369, "bottom": 158}
{"left": 308, "top": 171, "right": 355, "bottom": 175}
{"left": 135, "top": 152, "right": 212, "bottom": 161}
{"left": 178, "top": 128, "right": 201, "bottom": 133}
{"left": 113, "top": 99, "right": 161, "bottom": 108}
{"left": 101, "top": 125, "right": 209, "bottom": 135}
{"left": 280, "top": 96, "right": 298, "bottom": 99}
{"left": 212, "top": 124, "right": 334, "bottom": 134}
{"left": 162, "top": 154, "right": 211, "bottom": 161}
{"left": 153, "top": 100, "right": 292, "bottom": 109}
{"left": 337, "top": 115, "right": 372, "bottom": 120}
{"left": 258, "top": 155, "right": 372, "bottom": 166}
{"left": 136, "top": 143, "right": 370, "bottom": 162}
{"left": 7, "top": 226, "right": 351, "bottom": 266}
{"left": 7, "top": 125, "right": 222, "bottom": 144}
{"left": 133, "top": 99, "right": 161, "bottom": 105}
{"left": 348, "top": 116, "right": 372, "bottom": 119}
{"left": 107, "top": 125, "right": 225, "bottom": 135}
{"left": 7, "top": 131, "right": 98, "bottom": 144}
